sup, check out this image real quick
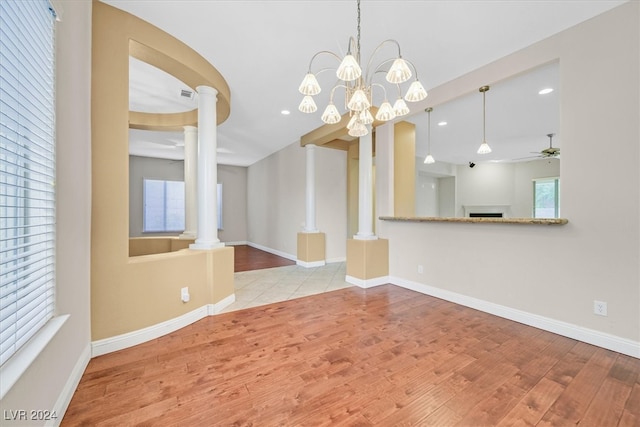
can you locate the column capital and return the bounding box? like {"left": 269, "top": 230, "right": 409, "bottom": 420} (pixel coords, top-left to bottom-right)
{"left": 196, "top": 85, "right": 218, "bottom": 97}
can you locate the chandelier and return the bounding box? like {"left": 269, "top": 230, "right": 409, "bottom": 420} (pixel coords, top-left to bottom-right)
{"left": 297, "top": 0, "right": 428, "bottom": 137}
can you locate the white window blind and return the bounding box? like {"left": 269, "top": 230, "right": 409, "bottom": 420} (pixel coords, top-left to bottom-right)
{"left": 0, "top": 0, "right": 56, "bottom": 366}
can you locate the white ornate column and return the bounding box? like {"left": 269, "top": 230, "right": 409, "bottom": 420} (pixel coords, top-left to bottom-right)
{"left": 190, "top": 85, "right": 223, "bottom": 250}
{"left": 304, "top": 144, "right": 318, "bottom": 232}
{"left": 355, "top": 126, "right": 377, "bottom": 240}
{"left": 179, "top": 125, "right": 197, "bottom": 239}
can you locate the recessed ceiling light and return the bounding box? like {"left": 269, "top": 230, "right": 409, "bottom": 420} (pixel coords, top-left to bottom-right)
{"left": 437, "top": 121, "right": 447, "bottom": 126}
{"left": 281, "top": 110, "right": 291, "bottom": 115}
{"left": 538, "top": 88, "right": 554, "bottom": 95}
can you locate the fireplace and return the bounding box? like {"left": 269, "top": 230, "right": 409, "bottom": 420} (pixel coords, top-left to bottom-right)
{"left": 463, "top": 205, "right": 510, "bottom": 218}
{"left": 469, "top": 212, "right": 504, "bottom": 218}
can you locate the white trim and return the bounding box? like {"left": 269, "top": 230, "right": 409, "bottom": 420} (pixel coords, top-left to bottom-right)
{"left": 92, "top": 306, "right": 210, "bottom": 357}
{"left": 91, "top": 296, "right": 238, "bottom": 357}
{"left": 0, "top": 315, "right": 69, "bottom": 400}
{"left": 224, "top": 240, "right": 249, "bottom": 246}
{"left": 327, "top": 257, "right": 347, "bottom": 264}
{"left": 346, "top": 275, "right": 390, "bottom": 289}
{"left": 389, "top": 276, "right": 640, "bottom": 359}
{"left": 48, "top": 343, "right": 91, "bottom": 427}
{"left": 247, "top": 241, "right": 296, "bottom": 261}
{"left": 210, "top": 294, "right": 236, "bottom": 314}
{"left": 296, "top": 260, "right": 326, "bottom": 268}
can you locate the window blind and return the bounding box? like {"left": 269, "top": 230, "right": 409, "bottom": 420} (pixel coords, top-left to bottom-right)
{"left": 0, "top": 0, "right": 56, "bottom": 366}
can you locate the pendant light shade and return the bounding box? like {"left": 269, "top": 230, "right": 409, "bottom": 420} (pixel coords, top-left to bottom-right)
{"left": 386, "top": 58, "right": 412, "bottom": 84}
{"left": 404, "top": 80, "right": 428, "bottom": 102}
{"left": 423, "top": 107, "right": 435, "bottom": 164}
{"left": 347, "top": 89, "right": 371, "bottom": 112}
{"left": 298, "top": 95, "right": 317, "bottom": 113}
{"left": 393, "top": 97, "right": 410, "bottom": 116}
{"left": 375, "top": 101, "right": 396, "bottom": 121}
{"left": 321, "top": 103, "right": 342, "bottom": 124}
{"left": 477, "top": 85, "right": 492, "bottom": 154}
{"left": 348, "top": 121, "right": 368, "bottom": 137}
{"left": 298, "top": 73, "right": 321, "bottom": 96}
{"left": 336, "top": 54, "right": 362, "bottom": 81}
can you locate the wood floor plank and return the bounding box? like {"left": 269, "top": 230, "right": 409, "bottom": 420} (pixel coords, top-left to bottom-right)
{"left": 62, "top": 285, "right": 640, "bottom": 426}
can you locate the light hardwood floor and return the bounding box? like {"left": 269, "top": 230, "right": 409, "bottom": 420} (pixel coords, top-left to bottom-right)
{"left": 62, "top": 281, "right": 640, "bottom": 426}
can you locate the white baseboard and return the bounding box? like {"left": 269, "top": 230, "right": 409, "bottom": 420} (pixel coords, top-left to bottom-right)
{"left": 247, "top": 241, "right": 296, "bottom": 262}
{"left": 210, "top": 293, "right": 236, "bottom": 314}
{"left": 327, "top": 257, "right": 347, "bottom": 264}
{"left": 91, "top": 295, "right": 238, "bottom": 357}
{"left": 346, "top": 275, "right": 390, "bottom": 289}
{"left": 50, "top": 343, "right": 91, "bottom": 427}
{"left": 224, "top": 241, "right": 248, "bottom": 246}
{"left": 297, "top": 260, "right": 326, "bottom": 268}
{"left": 92, "top": 305, "right": 209, "bottom": 357}
{"left": 389, "top": 276, "right": 640, "bottom": 359}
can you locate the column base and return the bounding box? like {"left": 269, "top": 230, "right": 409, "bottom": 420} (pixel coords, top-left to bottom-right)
{"left": 189, "top": 241, "right": 225, "bottom": 250}
{"left": 346, "top": 238, "right": 389, "bottom": 288}
{"left": 297, "top": 232, "right": 325, "bottom": 268}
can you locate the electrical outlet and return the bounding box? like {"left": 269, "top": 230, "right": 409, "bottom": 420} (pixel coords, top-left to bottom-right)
{"left": 181, "top": 287, "right": 190, "bottom": 303}
{"left": 594, "top": 300, "right": 607, "bottom": 316}
{"left": 417, "top": 265, "right": 424, "bottom": 274}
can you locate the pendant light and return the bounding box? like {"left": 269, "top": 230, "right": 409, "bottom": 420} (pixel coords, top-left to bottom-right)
{"left": 423, "top": 107, "right": 435, "bottom": 164}
{"left": 477, "top": 85, "right": 492, "bottom": 154}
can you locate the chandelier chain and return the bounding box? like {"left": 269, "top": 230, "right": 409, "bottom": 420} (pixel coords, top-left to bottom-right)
{"left": 356, "top": 0, "right": 361, "bottom": 61}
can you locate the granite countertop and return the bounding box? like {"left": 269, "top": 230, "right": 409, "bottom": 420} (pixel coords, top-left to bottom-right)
{"left": 379, "top": 216, "right": 569, "bottom": 225}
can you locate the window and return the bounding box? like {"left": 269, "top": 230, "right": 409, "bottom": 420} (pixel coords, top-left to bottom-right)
{"left": 142, "top": 179, "right": 223, "bottom": 233}
{"left": 0, "top": 0, "right": 56, "bottom": 366}
{"left": 143, "top": 179, "right": 185, "bottom": 232}
{"left": 533, "top": 177, "right": 560, "bottom": 218}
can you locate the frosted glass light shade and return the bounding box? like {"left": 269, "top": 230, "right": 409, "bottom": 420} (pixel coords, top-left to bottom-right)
{"left": 359, "top": 109, "right": 374, "bottom": 125}
{"left": 375, "top": 101, "right": 396, "bottom": 121}
{"left": 477, "top": 141, "right": 492, "bottom": 154}
{"left": 336, "top": 54, "right": 362, "bottom": 81}
{"left": 393, "top": 97, "right": 410, "bottom": 116}
{"left": 298, "top": 73, "right": 321, "bottom": 95}
{"left": 321, "top": 103, "right": 342, "bottom": 124}
{"left": 347, "top": 89, "right": 371, "bottom": 112}
{"left": 348, "top": 121, "right": 368, "bottom": 137}
{"left": 423, "top": 154, "right": 435, "bottom": 164}
{"left": 346, "top": 114, "right": 359, "bottom": 130}
{"left": 386, "top": 58, "right": 412, "bottom": 84}
{"left": 298, "top": 95, "right": 317, "bottom": 113}
{"left": 404, "top": 80, "right": 428, "bottom": 102}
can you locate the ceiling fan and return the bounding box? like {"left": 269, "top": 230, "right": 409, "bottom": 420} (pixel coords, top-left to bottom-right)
{"left": 515, "top": 133, "right": 560, "bottom": 161}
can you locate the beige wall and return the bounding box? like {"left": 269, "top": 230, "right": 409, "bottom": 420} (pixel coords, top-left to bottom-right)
{"left": 91, "top": 1, "right": 233, "bottom": 341}
{"left": 247, "top": 141, "right": 347, "bottom": 261}
{"left": 0, "top": 0, "right": 93, "bottom": 421}
{"left": 393, "top": 122, "right": 416, "bottom": 217}
{"left": 378, "top": 2, "right": 639, "bottom": 347}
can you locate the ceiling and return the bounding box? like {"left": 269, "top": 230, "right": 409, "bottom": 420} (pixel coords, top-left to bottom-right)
{"left": 108, "top": 0, "right": 627, "bottom": 166}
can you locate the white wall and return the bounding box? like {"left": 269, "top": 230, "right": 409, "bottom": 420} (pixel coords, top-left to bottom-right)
{"left": 378, "top": 2, "right": 639, "bottom": 354}
{"left": 218, "top": 164, "right": 248, "bottom": 243}
{"left": 247, "top": 141, "right": 347, "bottom": 262}
{"left": 0, "top": 1, "right": 93, "bottom": 422}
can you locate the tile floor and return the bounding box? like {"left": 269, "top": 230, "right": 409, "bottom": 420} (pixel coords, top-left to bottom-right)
{"left": 220, "top": 261, "right": 352, "bottom": 313}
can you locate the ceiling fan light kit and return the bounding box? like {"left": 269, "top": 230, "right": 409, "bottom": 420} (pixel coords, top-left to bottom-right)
{"left": 298, "top": 0, "right": 428, "bottom": 137}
